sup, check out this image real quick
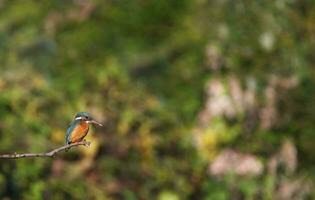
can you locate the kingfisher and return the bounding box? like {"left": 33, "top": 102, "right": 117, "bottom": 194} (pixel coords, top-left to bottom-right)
{"left": 65, "top": 112, "right": 103, "bottom": 145}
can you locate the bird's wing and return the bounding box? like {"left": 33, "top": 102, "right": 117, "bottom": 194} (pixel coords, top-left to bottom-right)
{"left": 65, "top": 120, "right": 78, "bottom": 144}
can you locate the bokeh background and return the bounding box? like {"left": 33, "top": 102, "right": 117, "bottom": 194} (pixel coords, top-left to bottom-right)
{"left": 0, "top": 0, "right": 315, "bottom": 199}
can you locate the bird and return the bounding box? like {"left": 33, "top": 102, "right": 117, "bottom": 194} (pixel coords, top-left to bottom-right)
{"left": 65, "top": 112, "right": 103, "bottom": 145}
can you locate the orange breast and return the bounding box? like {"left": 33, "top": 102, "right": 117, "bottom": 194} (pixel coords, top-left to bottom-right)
{"left": 70, "top": 122, "right": 89, "bottom": 143}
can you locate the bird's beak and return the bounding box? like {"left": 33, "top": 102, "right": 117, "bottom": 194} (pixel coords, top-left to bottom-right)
{"left": 89, "top": 120, "right": 103, "bottom": 126}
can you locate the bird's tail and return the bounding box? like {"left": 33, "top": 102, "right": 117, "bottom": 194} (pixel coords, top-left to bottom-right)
{"left": 65, "top": 142, "right": 71, "bottom": 152}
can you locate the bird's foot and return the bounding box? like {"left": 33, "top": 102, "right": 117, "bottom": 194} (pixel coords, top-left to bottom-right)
{"left": 83, "top": 140, "right": 91, "bottom": 147}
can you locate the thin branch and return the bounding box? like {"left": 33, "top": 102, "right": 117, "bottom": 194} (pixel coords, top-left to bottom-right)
{"left": 0, "top": 141, "right": 91, "bottom": 159}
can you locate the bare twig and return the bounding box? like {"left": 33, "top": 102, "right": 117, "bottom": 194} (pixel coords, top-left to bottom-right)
{"left": 0, "top": 141, "right": 91, "bottom": 159}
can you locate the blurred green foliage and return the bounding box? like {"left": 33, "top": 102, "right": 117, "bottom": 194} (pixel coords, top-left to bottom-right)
{"left": 1, "top": 0, "right": 315, "bottom": 199}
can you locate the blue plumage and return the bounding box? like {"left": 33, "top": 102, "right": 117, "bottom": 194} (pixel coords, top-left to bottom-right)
{"left": 65, "top": 119, "right": 80, "bottom": 144}
{"left": 65, "top": 112, "right": 103, "bottom": 144}
{"left": 65, "top": 112, "right": 103, "bottom": 145}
